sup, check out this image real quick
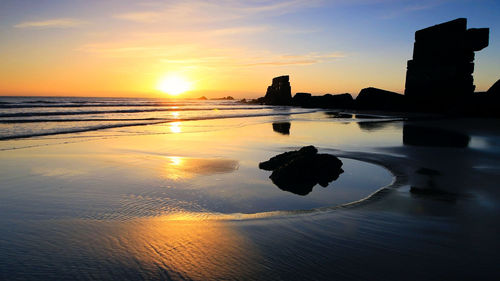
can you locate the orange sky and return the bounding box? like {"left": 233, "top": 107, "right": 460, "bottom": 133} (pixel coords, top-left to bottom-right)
{"left": 0, "top": 0, "right": 498, "bottom": 98}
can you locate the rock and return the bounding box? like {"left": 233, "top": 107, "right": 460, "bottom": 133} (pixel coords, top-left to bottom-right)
{"left": 259, "top": 145, "right": 317, "bottom": 171}
{"left": 272, "top": 122, "right": 291, "bottom": 135}
{"left": 404, "top": 18, "right": 489, "bottom": 110}
{"left": 403, "top": 124, "right": 470, "bottom": 147}
{"left": 487, "top": 79, "right": 500, "bottom": 96}
{"left": 259, "top": 146, "right": 343, "bottom": 196}
{"left": 263, "top": 75, "right": 292, "bottom": 105}
{"left": 355, "top": 87, "right": 406, "bottom": 110}
{"left": 212, "top": 96, "right": 234, "bottom": 100}
{"left": 292, "top": 92, "right": 312, "bottom": 106}
{"left": 197, "top": 96, "right": 208, "bottom": 100}
{"left": 292, "top": 93, "right": 354, "bottom": 108}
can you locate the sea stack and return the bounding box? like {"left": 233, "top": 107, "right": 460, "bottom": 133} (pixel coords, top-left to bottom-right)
{"left": 404, "top": 18, "right": 489, "bottom": 109}
{"left": 263, "top": 75, "right": 292, "bottom": 105}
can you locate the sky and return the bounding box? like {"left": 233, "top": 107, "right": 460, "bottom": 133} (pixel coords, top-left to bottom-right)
{"left": 0, "top": 0, "right": 499, "bottom": 98}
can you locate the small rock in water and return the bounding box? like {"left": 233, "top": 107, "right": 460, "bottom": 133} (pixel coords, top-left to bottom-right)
{"left": 259, "top": 146, "right": 343, "bottom": 195}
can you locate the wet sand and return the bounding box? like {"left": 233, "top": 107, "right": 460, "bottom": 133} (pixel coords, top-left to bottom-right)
{"left": 1, "top": 112, "right": 500, "bottom": 280}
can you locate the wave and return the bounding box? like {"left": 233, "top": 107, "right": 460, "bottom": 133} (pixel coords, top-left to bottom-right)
{"left": 0, "top": 102, "right": 231, "bottom": 109}
{"left": 0, "top": 106, "right": 271, "bottom": 118}
{"left": 0, "top": 110, "right": 317, "bottom": 140}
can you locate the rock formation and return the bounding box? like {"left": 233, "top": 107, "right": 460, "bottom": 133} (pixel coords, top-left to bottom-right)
{"left": 355, "top": 87, "right": 405, "bottom": 110}
{"left": 487, "top": 79, "right": 500, "bottom": 96}
{"left": 259, "top": 146, "right": 344, "bottom": 196}
{"left": 272, "top": 122, "right": 291, "bottom": 135}
{"left": 263, "top": 75, "right": 292, "bottom": 105}
{"left": 404, "top": 18, "right": 489, "bottom": 109}
{"left": 291, "top": 93, "right": 354, "bottom": 108}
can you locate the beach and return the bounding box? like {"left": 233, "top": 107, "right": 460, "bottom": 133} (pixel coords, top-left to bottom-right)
{"left": 0, "top": 96, "right": 500, "bottom": 280}
{"left": 0, "top": 97, "right": 499, "bottom": 280}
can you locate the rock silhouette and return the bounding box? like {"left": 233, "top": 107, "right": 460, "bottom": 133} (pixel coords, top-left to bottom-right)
{"left": 272, "top": 122, "right": 291, "bottom": 135}
{"left": 355, "top": 87, "right": 406, "bottom": 110}
{"left": 405, "top": 18, "right": 489, "bottom": 110}
{"left": 487, "top": 79, "right": 500, "bottom": 96}
{"left": 259, "top": 146, "right": 344, "bottom": 196}
{"left": 262, "top": 75, "right": 292, "bottom": 105}
{"left": 292, "top": 93, "right": 354, "bottom": 109}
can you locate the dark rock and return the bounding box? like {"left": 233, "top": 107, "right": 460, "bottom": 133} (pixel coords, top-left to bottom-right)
{"left": 292, "top": 92, "right": 312, "bottom": 106}
{"left": 487, "top": 79, "right": 500, "bottom": 96}
{"left": 197, "top": 96, "right": 208, "bottom": 100}
{"left": 403, "top": 124, "right": 470, "bottom": 147}
{"left": 259, "top": 146, "right": 343, "bottom": 196}
{"left": 292, "top": 93, "right": 354, "bottom": 109}
{"left": 404, "top": 18, "right": 489, "bottom": 110}
{"left": 212, "top": 96, "right": 234, "bottom": 100}
{"left": 259, "top": 146, "right": 317, "bottom": 171}
{"left": 263, "top": 75, "right": 292, "bottom": 105}
{"left": 272, "top": 122, "right": 291, "bottom": 135}
{"left": 355, "top": 87, "right": 406, "bottom": 110}
{"left": 357, "top": 120, "right": 397, "bottom": 132}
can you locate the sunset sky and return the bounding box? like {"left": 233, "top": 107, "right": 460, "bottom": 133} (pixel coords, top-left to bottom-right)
{"left": 1, "top": 0, "right": 499, "bottom": 98}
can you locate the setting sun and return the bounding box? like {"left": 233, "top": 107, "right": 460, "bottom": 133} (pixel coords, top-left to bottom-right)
{"left": 157, "top": 75, "right": 192, "bottom": 96}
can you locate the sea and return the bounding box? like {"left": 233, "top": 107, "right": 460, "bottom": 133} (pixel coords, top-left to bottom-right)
{"left": 0, "top": 96, "right": 318, "bottom": 140}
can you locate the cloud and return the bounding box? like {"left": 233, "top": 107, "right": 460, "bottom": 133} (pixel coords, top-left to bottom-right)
{"left": 243, "top": 52, "right": 345, "bottom": 67}
{"left": 14, "top": 18, "right": 87, "bottom": 29}
{"left": 114, "top": 0, "right": 323, "bottom": 24}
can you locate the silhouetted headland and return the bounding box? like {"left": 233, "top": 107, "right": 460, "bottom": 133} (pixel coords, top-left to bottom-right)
{"left": 251, "top": 18, "right": 499, "bottom": 117}
{"left": 259, "top": 146, "right": 344, "bottom": 195}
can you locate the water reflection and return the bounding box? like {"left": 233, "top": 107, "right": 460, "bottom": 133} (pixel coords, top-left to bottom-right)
{"left": 272, "top": 122, "right": 291, "bottom": 135}
{"left": 119, "top": 218, "right": 260, "bottom": 280}
{"left": 403, "top": 124, "right": 470, "bottom": 147}
{"left": 324, "top": 112, "right": 353, "bottom": 119}
{"left": 164, "top": 156, "right": 239, "bottom": 180}
{"left": 171, "top": 111, "right": 180, "bottom": 119}
{"left": 357, "top": 120, "right": 398, "bottom": 132}
{"left": 170, "top": 121, "right": 182, "bottom": 133}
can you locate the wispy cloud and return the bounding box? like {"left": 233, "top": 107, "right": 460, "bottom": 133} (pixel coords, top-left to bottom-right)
{"left": 14, "top": 18, "right": 87, "bottom": 29}
{"left": 243, "top": 52, "right": 345, "bottom": 67}
{"left": 114, "top": 0, "right": 323, "bottom": 24}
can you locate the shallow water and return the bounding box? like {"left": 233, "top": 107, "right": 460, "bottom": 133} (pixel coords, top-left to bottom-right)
{"left": 1, "top": 99, "right": 500, "bottom": 280}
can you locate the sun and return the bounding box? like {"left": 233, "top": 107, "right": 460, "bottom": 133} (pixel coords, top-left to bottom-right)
{"left": 157, "top": 75, "right": 192, "bottom": 96}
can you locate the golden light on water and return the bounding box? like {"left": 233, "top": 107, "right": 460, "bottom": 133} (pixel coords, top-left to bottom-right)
{"left": 157, "top": 75, "right": 192, "bottom": 96}
{"left": 170, "top": 121, "right": 182, "bottom": 133}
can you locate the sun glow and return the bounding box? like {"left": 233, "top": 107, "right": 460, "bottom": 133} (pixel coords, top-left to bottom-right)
{"left": 157, "top": 75, "right": 192, "bottom": 96}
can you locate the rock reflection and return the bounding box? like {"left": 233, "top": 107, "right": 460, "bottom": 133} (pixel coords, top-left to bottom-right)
{"left": 272, "top": 122, "right": 291, "bottom": 135}
{"left": 324, "top": 112, "right": 353, "bottom": 119}
{"left": 403, "top": 124, "right": 470, "bottom": 147}
{"left": 164, "top": 157, "right": 239, "bottom": 180}
{"left": 357, "top": 120, "right": 398, "bottom": 132}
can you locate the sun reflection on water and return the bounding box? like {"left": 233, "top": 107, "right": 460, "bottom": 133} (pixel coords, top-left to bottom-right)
{"left": 110, "top": 218, "right": 260, "bottom": 280}
{"left": 170, "top": 121, "right": 182, "bottom": 133}
{"left": 163, "top": 156, "right": 239, "bottom": 181}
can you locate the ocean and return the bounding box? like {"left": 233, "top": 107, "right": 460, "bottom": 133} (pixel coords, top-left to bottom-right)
{"left": 0, "top": 96, "right": 318, "bottom": 140}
